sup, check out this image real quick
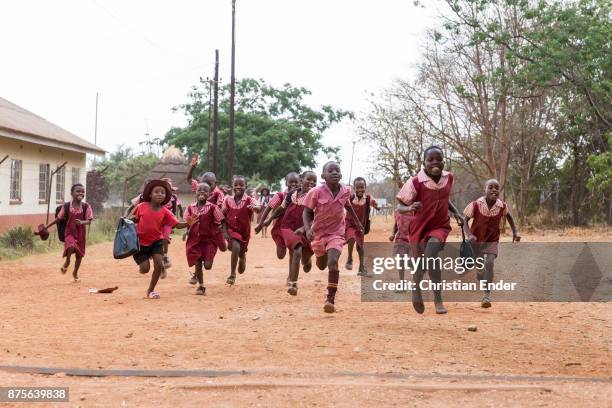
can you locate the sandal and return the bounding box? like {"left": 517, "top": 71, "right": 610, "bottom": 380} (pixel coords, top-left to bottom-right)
{"left": 147, "top": 291, "right": 160, "bottom": 299}
{"left": 60, "top": 266, "right": 68, "bottom": 274}
{"left": 287, "top": 282, "right": 298, "bottom": 296}
{"left": 226, "top": 275, "right": 236, "bottom": 285}
{"left": 195, "top": 286, "right": 206, "bottom": 296}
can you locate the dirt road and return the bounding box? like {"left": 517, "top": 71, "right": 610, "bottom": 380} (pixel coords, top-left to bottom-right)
{"left": 0, "top": 218, "right": 609, "bottom": 407}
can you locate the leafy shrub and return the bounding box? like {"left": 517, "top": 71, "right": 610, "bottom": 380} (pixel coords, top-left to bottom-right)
{"left": 0, "top": 226, "right": 35, "bottom": 250}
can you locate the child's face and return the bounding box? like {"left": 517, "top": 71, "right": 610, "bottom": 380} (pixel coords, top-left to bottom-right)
{"left": 322, "top": 163, "right": 341, "bottom": 185}
{"left": 424, "top": 149, "right": 444, "bottom": 177}
{"left": 485, "top": 181, "right": 500, "bottom": 200}
{"left": 286, "top": 174, "right": 299, "bottom": 190}
{"left": 233, "top": 178, "right": 246, "bottom": 196}
{"left": 302, "top": 173, "right": 317, "bottom": 192}
{"left": 203, "top": 175, "right": 217, "bottom": 188}
{"left": 151, "top": 186, "right": 167, "bottom": 204}
{"left": 353, "top": 180, "right": 366, "bottom": 198}
{"left": 72, "top": 186, "right": 85, "bottom": 201}
{"left": 196, "top": 184, "right": 210, "bottom": 203}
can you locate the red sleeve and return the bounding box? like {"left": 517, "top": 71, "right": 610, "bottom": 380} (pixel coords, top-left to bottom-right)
{"left": 133, "top": 203, "right": 143, "bottom": 221}
{"left": 213, "top": 206, "right": 224, "bottom": 224}
{"left": 463, "top": 202, "right": 475, "bottom": 218}
{"left": 163, "top": 208, "right": 179, "bottom": 227}
{"left": 215, "top": 190, "right": 225, "bottom": 207}
{"left": 303, "top": 188, "right": 318, "bottom": 210}
{"left": 86, "top": 204, "right": 94, "bottom": 220}
{"left": 57, "top": 205, "right": 66, "bottom": 220}
{"left": 396, "top": 179, "right": 417, "bottom": 204}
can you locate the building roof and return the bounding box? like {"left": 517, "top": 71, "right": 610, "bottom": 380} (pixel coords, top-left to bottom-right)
{"left": 143, "top": 147, "right": 192, "bottom": 194}
{"left": 0, "top": 96, "right": 105, "bottom": 155}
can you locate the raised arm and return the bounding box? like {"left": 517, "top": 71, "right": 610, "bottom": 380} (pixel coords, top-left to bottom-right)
{"left": 186, "top": 154, "right": 198, "bottom": 182}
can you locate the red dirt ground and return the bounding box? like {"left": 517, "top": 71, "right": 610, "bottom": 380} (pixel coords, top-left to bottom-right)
{"left": 0, "top": 217, "right": 609, "bottom": 407}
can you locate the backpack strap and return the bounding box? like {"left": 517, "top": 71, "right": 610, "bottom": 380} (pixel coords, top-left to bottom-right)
{"left": 63, "top": 202, "right": 71, "bottom": 221}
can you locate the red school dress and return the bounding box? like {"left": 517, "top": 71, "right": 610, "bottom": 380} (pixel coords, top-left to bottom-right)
{"left": 280, "top": 190, "right": 313, "bottom": 256}
{"left": 185, "top": 202, "right": 225, "bottom": 266}
{"left": 57, "top": 201, "right": 94, "bottom": 258}
{"left": 267, "top": 191, "right": 287, "bottom": 251}
{"left": 396, "top": 169, "right": 454, "bottom": 256}
{"left": 345, "top": 194, "right": 377, "bottom": 246}
{"left": 222, "top": 194, "right": 258, "bottom": 254}
{"left": 464, "top": 197, "right": 508, "bottom": 256}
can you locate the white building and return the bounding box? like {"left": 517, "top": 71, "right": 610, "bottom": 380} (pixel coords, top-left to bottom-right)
{"left": 0, "top": 97, "right": 104, "bottom": 233}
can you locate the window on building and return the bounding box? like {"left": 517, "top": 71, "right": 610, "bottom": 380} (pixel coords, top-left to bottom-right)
{"left": 56, "top": 166, "right": 66, "bottom": 203}
{"left": 72, "top": 167, "right": 81, "bottom": 186}
{"left": 10, "top": 159, "right": 22, "bottom": 202}
{"left": 39, "top": 163, "right": 51, "bottom": 203}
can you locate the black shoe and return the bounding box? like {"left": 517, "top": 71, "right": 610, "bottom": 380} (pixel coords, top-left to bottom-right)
{"left": 189, "top": 275, "right": 198, "bottom": 285}
{"left": 481, "top": 293, "right": 491, "bottom": 308}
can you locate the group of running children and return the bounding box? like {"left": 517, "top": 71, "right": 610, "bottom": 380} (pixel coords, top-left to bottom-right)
{"left": 39, "top": 145, "right": 520, "bottom": 314}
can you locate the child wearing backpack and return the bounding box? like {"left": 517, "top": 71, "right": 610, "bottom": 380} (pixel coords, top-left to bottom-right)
{"left": 41, "top": 183, "right": 93, "bottom": 282}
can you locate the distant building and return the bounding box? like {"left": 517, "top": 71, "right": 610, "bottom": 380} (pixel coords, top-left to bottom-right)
{"left": 0, "top": 97, "right": 104, "bottom": 233}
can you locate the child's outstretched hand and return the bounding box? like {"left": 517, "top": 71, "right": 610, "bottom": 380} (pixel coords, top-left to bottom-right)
{"left": 186, "top": 215, "right": 198, "bottom": 227}
{"left": 513, "top": 233, "right": 521, "bottom": 243}
{"left": 75, "top": 219, "right": 83, "bottom": 225}
{"left": 190, "top": 154, "right": 199, "bottom": 167}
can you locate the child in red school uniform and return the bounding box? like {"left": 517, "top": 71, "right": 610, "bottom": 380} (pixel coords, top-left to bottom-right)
{"left": 222, "top": 175, "right": 261, "bottom": 285}
{"left": 463, "top": 179, "right": 520, "bottom": 308}
{"left": 345, "top": 177, "right": 380, "bottom": 276}
{"left": 186, "top": 154, "right": 225, "bottom": 207}
{"left": 266, "top": 171, "right": 317, "bottom": 295}
{"left": 256, "top": 187, "right": 271, "bottom": 237}
{"left": 303, "top": 161, "right": 363, "bottom": 313}
{"left": 128, "top": 180, "right": 189, "bottom": 299}
{"left": 40, "top": 183, "right": 93, "bottom": 282}
{"left": 396, "top": 146, "right": 464, "bottom": 315}
{"left": 184, "top": 182, "right": 227, "bottom": 296}
{"left": 254, "top": 172, "right": 300, "bottom": 260}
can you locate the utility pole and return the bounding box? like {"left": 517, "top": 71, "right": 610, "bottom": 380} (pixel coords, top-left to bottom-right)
{"left": 203, "top": 76, "right": 213, "bottom": 168}
{"left": 348, "top": 141, "right": 356, "bottom": 185}
{"left": 213, "top": 49, "right": 220, "bottom": 175}
{"left": 227, "top": 0, "right": 236, "bottom": 181}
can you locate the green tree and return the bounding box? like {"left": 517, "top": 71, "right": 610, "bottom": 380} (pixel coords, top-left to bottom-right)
{"left": 93, "top": 146, "right": 158, "bottom": 205}
{"left": 165, "top": 78, "right": 351, "bottom": 184}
